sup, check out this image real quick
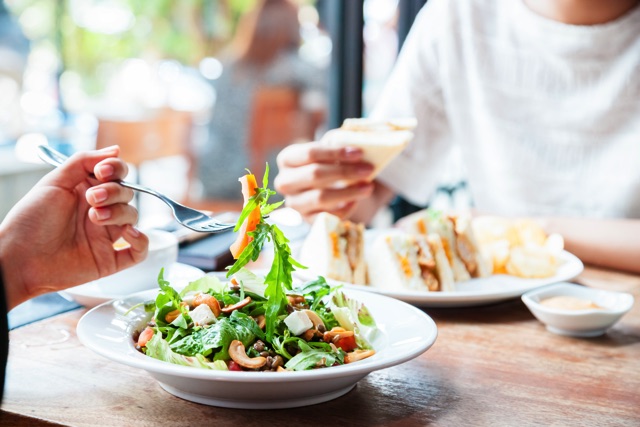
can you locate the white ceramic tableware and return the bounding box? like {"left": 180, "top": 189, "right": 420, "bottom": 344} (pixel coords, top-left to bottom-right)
{"left": 295, "top": 251, "right": 583, "bottom": 308}
{"left": 521, "top": 282, "right": 634, "bottom": 337}
{"left": 77, "top": 288, "right": 438, "bottom": 409}
{"left": 293, "top": 228, "right": 584, "bottom": 308}
{"left": 91, "top": 229, "right": 178, "bottom": 295}
{"left": 60, "top": 263, "right": 204, "bottom": 308}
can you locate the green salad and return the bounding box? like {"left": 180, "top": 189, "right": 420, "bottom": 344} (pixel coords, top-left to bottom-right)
{"left": 133, "top": 167, "right": 378, "bottom": 372}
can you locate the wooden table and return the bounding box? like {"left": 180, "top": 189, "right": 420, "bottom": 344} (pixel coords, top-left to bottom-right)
{"left": 2, "top": 266, "right": 639, "bottom": 427}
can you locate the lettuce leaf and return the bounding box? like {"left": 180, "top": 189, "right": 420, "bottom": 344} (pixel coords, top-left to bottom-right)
{"left": 284, "top": 341, "right": 344, "bottom": 371}
{"left": 179, "top": 275, "right": 225, "bottom": 297}
{"left": 328, "top": 289, "right": 378, "bottom": 349}
{"left": 145, "top": 333, "right": 227, "bottom": 370}
{"left": 231, "top": 268, "right": 267, "bottom": 297}
{"left": 169, "top": 310, "right": 264, "bottom": 360}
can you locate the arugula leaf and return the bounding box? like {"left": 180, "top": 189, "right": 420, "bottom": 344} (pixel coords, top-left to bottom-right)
{"left": 296, "top": 276, "right": 332, "bottom": 311}
{"left": 156, "top": 269, "right": 182, "bottom": 308}
{"left": 152, "top": 270, "right": 198, "bottom": 334}
{"left": 226, "top": 165, "right": 306, "bottom": 341}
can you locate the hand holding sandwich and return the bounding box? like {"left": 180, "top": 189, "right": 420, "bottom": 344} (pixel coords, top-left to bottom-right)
{"left": 275, "top": 118, "right": 415, "bottom": 223}
{"left": 275, "top": 143, "right": 377, "bottom": 222}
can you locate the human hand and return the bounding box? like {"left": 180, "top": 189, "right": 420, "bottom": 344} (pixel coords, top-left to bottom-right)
{"left": 0, "top": 146, "right": 149, "bottom": 309}
{"left": 274, "top": 142, "right": 375, "bottom": 222}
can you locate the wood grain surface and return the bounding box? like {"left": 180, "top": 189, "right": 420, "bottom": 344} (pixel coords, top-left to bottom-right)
{"left": 2, "top": 266, "right": 639, "bottom": 427}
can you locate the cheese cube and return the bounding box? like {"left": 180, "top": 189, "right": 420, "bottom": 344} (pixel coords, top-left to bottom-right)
{"left": 190, "top": 304, "right": 217, "bottom": 326}
{"left": 284, "top": 310, "right": 313, "bottom": 336}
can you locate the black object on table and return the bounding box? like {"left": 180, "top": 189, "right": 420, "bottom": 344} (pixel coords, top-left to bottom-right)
{"left": 177, "top": 231, "right": 236, "bottom": 272}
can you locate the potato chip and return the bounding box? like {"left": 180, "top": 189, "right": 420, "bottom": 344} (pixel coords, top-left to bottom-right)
{"left": 472, "top": 216, "right": 563, "bottom": 278}
{"left": 506, "top": 246, "right": 557, "bottom": 278}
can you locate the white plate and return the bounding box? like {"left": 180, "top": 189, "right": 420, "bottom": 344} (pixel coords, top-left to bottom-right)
{"left": 77, "top": 288, "right": 437, "bottom": 409}
{"left": 295, "top": 251, "right": 583, "bottom": 308}
{"left": 60, "top": 263, "right": 205, "bottom": 308}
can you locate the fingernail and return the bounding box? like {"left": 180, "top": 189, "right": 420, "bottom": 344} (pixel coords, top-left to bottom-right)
{"left": 357, "top": 164, "right": 374, "bottom": 176}
{"left": 342, "top": 147, "right": 362, "bottom": 159}
{"left": 358, "top": 182, "right": 373, "bottom": 192}
{"left": 88, "top": 188, "right": 108, "bottom": 204}
{"left": 95, "top": 208, "right": 112, "bottom": 220}
{"left": 98, "top": 145, "right": 119, "bottom": 152}
{"left": 97, "top": 164, "right": 114, "bottom": 179}
{"left": 126, "top": 226, "right": 140, "bottom": 237}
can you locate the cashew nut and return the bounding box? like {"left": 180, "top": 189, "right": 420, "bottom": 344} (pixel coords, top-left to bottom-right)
{"left": 302, "top": 309, "right": 325, "bottom": 329}
{"left": 228, "top": 340, "right": 267, "bottom": 369}
{"left": 254, "top": 314, "right": 266, "bottom": 330}
{"left": 164, "top": 309, "right": 181, "bottom": 323}
{"left": 345, "top": 349, "right": 375, "bottom": 364}
{"left": 221, "top": 296, "right": 252, "bottom": 314}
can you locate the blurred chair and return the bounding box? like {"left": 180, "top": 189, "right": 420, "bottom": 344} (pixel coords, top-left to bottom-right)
{"left": 95, "top": 108, "right": 194, "bottom": 213}
{"left": 95, "top": 108, "right": 192, "bottom": 173}
{"left": 247, "top": 86, "right": 320, "bottom": 177}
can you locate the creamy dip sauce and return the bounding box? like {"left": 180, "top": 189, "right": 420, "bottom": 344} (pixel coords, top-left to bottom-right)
{"left": 540, "top": 296, "right": 602, "bottom": 311}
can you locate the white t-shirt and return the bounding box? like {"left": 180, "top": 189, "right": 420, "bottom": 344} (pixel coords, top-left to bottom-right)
{"left": 373, "top": 0, "right": 640, "bottom": 219}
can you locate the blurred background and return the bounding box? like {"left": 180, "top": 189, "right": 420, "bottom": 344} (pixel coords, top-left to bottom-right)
{"left": 0, "top": 0, "right": 463, "bottom": 227}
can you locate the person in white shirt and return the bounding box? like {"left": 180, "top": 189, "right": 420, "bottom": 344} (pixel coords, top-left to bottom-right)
{"left": 274, "top": 0, "right": 640, "bottom": 273}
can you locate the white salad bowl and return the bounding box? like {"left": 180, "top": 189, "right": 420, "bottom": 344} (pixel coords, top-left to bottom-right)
{"left": 521, "top": 282, "right": 634, "bottom": 337}
{"left": 77, "top": 288, "right": 437, "bottom": 409}
{"left": 90, "top": 229, "right": 178, "bottom": 295}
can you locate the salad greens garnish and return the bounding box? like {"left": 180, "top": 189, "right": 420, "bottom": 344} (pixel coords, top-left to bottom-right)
{"left": 133, "top": 165, "right": 378, "bottom": 372}
{"left": 226, "top": 164, "right": 305, "bottom": 341}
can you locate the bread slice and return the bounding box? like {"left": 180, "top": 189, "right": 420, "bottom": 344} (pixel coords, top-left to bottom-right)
{"left": 320, "top": 117, "right": 416, "bottom": 179}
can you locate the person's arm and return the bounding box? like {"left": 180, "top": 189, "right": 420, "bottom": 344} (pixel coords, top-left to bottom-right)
{"left": 0, "top": 147, "right": 148, "bottom": 310}
{"left": 544, "top": 216, "right": 640, "bottom": 274}
{"left": 0, "top": 261, "right": 8, "bottom": 404}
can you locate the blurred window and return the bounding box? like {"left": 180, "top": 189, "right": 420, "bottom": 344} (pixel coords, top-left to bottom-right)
{"left": 3, "top": 0, "right": 332, "bottom": 218}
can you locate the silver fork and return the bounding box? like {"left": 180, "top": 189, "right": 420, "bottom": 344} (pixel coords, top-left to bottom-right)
{"left": 37, "top": 145, "right": 236, "bottom": 233}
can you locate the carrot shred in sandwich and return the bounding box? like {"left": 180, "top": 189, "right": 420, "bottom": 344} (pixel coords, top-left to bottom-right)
{"left": 230, "top": 173, "right": 261, "bottom": 259}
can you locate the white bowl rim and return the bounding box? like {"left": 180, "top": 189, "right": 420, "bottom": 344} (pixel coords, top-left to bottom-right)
{"left": 141, "top": 228, "right": 179, "bottom": 251}
{"left": 77, "top": 287, "right": 438, "bottom": 383}
{"left": 521, "top": 282, "right": 634, "bottom": 316}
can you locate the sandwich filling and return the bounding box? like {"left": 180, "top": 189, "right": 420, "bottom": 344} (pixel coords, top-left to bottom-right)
{"left": 373, "top": 233, "right": 453, "bottom": 292}
{"left": 300, "top": 212, "right": 367, "bottom": 285}
{"left": 415, "top": 237, "right": 440, "bottom": 292}
{"left": 331, "top": 221, "right": 364, "bottom": 275}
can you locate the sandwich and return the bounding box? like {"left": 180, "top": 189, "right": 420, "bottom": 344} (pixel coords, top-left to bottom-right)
{"left": 320, "top": 117, "right": 417, "bottom": 180}
{"left": 452, "top": 215, "right": 493, "bottom": 278}
{"left": 299, "top": 212, "right": 367, "bottom": 285}
{"left": 367, "top": 232, "right": 455, "bottom": 292}
{"left": 397, "top": 209, "right": 492, "bottom": 281}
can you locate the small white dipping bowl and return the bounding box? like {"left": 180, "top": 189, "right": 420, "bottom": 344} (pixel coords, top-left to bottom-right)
{"left": 521, "top": 282, "right": 634, "bottom": 337}
{"left": 92, "top": 229, "right": 179, "bottom": 295}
